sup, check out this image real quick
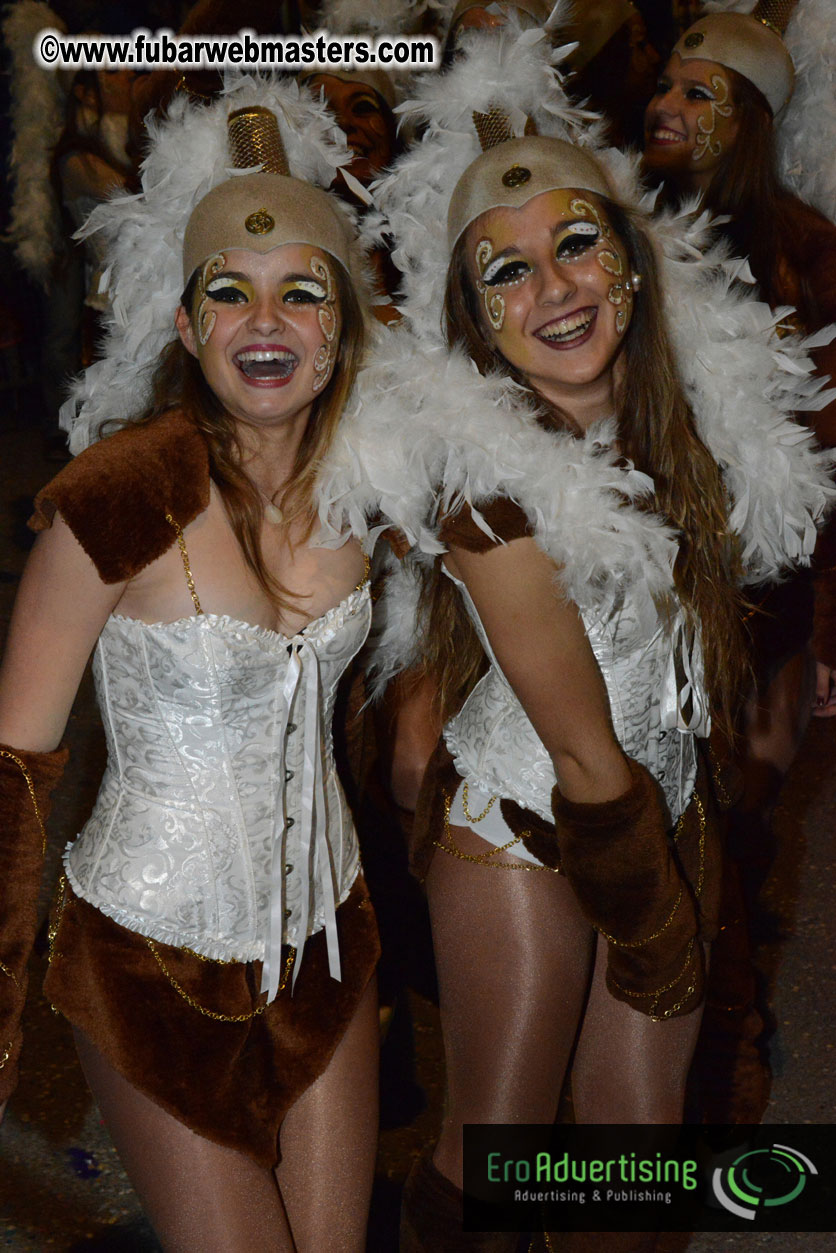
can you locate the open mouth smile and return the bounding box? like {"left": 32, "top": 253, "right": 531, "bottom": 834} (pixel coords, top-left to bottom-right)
{"left": 234, "top": 346, "right": 299, "bottom": 386}
{"left": 648, "top": 125, "right": 687, "bottom": 144}
{"left": 536, "top": 308, "right": 597, "bottom": 348}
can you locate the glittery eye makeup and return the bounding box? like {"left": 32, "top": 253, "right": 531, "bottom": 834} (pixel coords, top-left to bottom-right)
{"left": 480, "top": 254, "right": 530, "bottom": 287}
{"left": 567, "top": 197, "right": 632, "bottom": 333}
{"left": 279, "top": 278, "right": 327, "bottom": 304}
{"left": 554, "top": 220, "right": 601, "bottom": 262}
{"left": 206, "top": 274, "right": 255, "bottom": 303}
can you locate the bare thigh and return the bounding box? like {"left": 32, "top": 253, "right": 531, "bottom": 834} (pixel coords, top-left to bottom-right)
{"left": 426, "top": 824, "right": 595, "bottom": 1187}
{"left": 571, "top": 935, "right": 705, "bottom": 1124}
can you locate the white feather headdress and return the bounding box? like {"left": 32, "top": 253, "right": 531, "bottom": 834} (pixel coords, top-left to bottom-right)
{"left": 61, "top": 74, "right": 363, "bottom": 453}
{"left": 322, "top": 16, "right": 834, "bottom": 681}
{"left": 4, "top": 1, "right": 68, "bottom": 288}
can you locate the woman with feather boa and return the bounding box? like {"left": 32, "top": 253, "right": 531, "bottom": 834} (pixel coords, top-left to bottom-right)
{"left": 328, "top": 15, "right": 835, "bottom": 1247}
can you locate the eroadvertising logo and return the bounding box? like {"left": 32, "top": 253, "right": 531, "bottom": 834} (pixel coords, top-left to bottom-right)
{"left": 462, "top": 1125, "right": 834, "bottom": 1233}
{"left": 711, "top": 1142, "right": 818, "bottom": 1221}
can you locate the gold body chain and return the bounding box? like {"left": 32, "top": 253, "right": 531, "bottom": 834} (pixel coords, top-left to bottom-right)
{"left": 0, "top": 749, "right": 49, "bottom": 855}
{"left": 460, "top": 781, "right": 496, "bottom": 823}
{"left": 165, "top": 513, "right": 203, "bottom": 614}
{"left": 434, "top": 792, "right": 560, "bottom": 873}
{"left": 606, "top": 793, "right": 706, "bottom": 1021}
{"left": 145, "top": 938, "right": 295, "bottom": 1022}
{"left": 48, "top": 875, "right": 293, "bottom": 1023}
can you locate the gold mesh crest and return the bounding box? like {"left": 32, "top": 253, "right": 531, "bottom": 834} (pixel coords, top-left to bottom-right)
{"left": 227, "top": 106, "right": 289, "bottom": 175}
{"left": 472, "top": 107, "right": 515, "bottom": 153}
{"left": 752, "top": 0, "right": 799, "bottom": 37}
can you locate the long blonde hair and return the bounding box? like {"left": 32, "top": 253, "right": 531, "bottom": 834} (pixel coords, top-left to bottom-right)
{"left": 427, "top": 196, "right": 748, "bottom": 737}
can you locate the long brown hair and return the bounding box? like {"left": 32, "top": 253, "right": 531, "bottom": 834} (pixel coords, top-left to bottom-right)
{"left": 652, "top": 69, "right": 832, "bottom": 326}
{"left": 425, "top": 195, "right": 748, "bottom": 735}
{"left": 104, "top": 258, "right": 365, "bottom": 619}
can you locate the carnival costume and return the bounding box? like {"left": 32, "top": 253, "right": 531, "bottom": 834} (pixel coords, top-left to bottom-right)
{"left": 0, "top": 77, "right": 388, "bottom": 1167}
{"left": 324, "top": 16, "right": 834, "bottom": 1243}
{"left": 338, "top": 7, "right": 830, "bottom": 971}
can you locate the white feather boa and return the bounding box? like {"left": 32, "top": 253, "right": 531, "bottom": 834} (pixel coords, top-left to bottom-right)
{"left": 318, "top": 17, "right": 836, "bottom": 686}
{"left": 61, "top": 74, "right": 364, "bottom": 453}
{"left": 4, "top": 1, "right": 68, "bottom": 288}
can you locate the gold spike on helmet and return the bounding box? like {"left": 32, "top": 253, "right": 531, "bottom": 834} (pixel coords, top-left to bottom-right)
{"left": 182, "top": 105, "right": 352, "bottom": 282}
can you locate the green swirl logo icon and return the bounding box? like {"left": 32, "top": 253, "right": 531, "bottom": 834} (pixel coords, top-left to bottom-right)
{"left": 712, "top": 1144, "right": 818, "bottom": 1220}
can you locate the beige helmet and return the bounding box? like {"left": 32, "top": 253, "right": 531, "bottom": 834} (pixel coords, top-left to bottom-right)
{"left": 182, "top": 106, "right": 353, "bottom": 282}
{"left": 448, "top": 132, "right": 612, "bottom": 248}
{"left": 671, "top": 3, "right": 798, "bottom": 117}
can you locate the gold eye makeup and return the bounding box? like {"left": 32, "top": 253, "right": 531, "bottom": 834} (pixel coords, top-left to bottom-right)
{"left": 206, "top": 274, "right": 255, "bottom": 303}
{"left": 566, "top": 198, "right": 631, "bottom": 333}
{"left": 278, "top": 277, "right": 328, "bottom": 304}
{"left": 554, "top": 220, "right": 601, "bottom": 263}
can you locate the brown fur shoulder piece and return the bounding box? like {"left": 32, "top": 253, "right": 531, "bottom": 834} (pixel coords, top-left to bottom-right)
{"left": 438, "top": 498, "right": 532, "bottom": 553}
{"left": 29, "top": 411, "right": 210, "bottom": 585}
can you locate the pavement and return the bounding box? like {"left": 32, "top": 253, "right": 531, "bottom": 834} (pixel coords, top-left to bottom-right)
{"left": 0, "top": 399, "right": 833, "bottom": 1250}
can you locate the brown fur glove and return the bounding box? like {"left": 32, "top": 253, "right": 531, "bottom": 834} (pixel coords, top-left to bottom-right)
{"left": 0, "top": 743, "right": 68, "bottom": 1102}
{"left": 552, "top": 759, "right": 703, "bottom": 1020}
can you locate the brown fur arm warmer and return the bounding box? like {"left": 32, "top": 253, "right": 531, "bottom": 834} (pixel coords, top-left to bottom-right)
{"left": 0, "top": 743, "right": 68, "bottom": 1102}
{"left": 551, "top": 759, "right": 703, "bottom": 1020}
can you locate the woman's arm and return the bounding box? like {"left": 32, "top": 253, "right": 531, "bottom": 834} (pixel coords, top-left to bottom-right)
{"left": 0, "top": 515, "right": 125, "bottom": 1119}
{"left": 0, "top": 513, "right": 126, "bottom": 750}
{"left": 446, "top": 533, "right": 705, "bottom": 1018}
{"left": 444, "top": 535, "right": 631, "bottom": 803}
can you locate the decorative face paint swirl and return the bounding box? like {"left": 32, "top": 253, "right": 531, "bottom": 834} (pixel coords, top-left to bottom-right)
{"left": 196, "top": 252, "right": 226, "bottom": 345}
{"left": 310, "top": 255, "right": 338, "bottom": 393}
{"left": 691, "top": 73, "right": 734, "bottom": 165}
{"left": 569, "top": 197, "right": 632, "bottom": 335}
{"left": 474, "top": 238, "right": 507, "bottom": 332}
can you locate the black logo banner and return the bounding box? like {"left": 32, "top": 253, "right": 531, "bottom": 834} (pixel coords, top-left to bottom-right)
{"left": 462, "top": 1124, "right": 835, "bottom": 1232}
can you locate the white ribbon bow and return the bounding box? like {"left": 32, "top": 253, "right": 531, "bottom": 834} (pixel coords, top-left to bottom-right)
{"left": 261, "top": 635, "right": 341, "bottom": 1002}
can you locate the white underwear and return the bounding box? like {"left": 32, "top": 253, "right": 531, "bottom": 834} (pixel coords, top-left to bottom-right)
{"left": 448, "top": 778, "right": 543, "bottom": 866}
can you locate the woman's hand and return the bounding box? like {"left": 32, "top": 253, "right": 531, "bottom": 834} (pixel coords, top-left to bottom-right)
{"left": 813, "top": 661, "right": 836, "bottom": 717}
{"left": 444, "top": 536, "right": 631, "bottom": 803}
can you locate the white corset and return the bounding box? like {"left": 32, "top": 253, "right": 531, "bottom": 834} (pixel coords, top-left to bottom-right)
{"left": 65, "top": 583, "right": 371, "bottom": 1000}
{"left": 443, "top": 574, "right": 706, "bottom": 828}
